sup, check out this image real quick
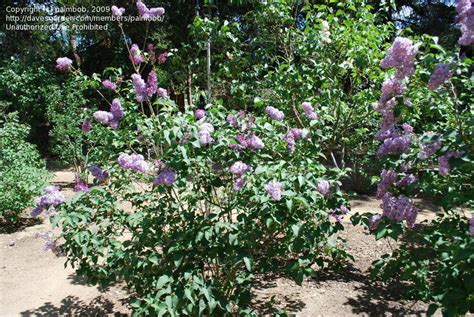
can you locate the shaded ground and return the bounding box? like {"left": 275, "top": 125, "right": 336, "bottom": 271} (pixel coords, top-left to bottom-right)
{"left": 1, "top": 171, "right": 442, "bottom": 316}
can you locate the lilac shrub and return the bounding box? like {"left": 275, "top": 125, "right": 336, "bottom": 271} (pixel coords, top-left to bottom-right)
{"left": 352, "top": 10, "right": 474, "bottom": 314}
{"left": 42, "top": 2, "right": 352, "bottom": 315}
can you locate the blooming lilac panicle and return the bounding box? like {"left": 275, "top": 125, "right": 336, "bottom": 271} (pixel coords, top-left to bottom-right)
{"left": 146, "top": 71, "right": 158, "bottom": 97}
{"left": 137, "top": 0, "right": 165, "bottom": 19}
{"left": 102, "top": 79, "right": 117, "bottom": 90}
{"left": 56, "top": 57, "right": 73, "bottom": 71}
{"left": 246, "top": 134, "right": 264, "bottom": 150}
{"left": 340, "top": 205, "right": 349, "bottom": 214}
{"left": 376, "top": 134, "right": 412, "bottom": 156}
{"left": 402, "top": 123, "right": 413, "bottom": 133}
{"left": 31, "top": 186, "right": 66, "bottom": 217}
{"left": 110, "top": 98, "right": 124, "bottom": 120}
{"left": 284, "top": 131, "right": 295, "bottom": 153}
{"left": 118, "top": 153, "right": 149, "bottom": 173}
{"left": 265, "top": 180, "right": 282, "bottom": 201}
{"left": 233, "top": 176, "right": 246, "bottom": 191}
{"left": 230, "top": 161, "right": 249, "bottom": 176}
{"left": 131, "top": 73, "right": 148, "bottom": 102}
{"left": 456, "top": 0, "right": 474, "bottom": 45}
{"left": 111, "top": 5, "right": 125, "bottom": 17}
{"left": 381, "top": 193, "right": 418, "bottom": 228}
{"left": 226, "top": 114, "right": 238, "bottom": 128}
{"left": 130, "top": 44, "right": 145, "bottom": 65}
{"left": 302, "top": 102, "right": 318, "bottom": 120}
{"left": 157, "top": 52, "right": 168, "bottom": 64}
{"left": 376, "top": 169, "right": 397, "bottom": 199}
{"left": 198, "top": 122, "right": 214, "bottom": 145}
{"left": 195, "top": 109, "right": 206, "bottom": 120}
{"left": 290, "top": 128, "right": 303, "bottom": 140}
{"left": 81, "top": 118, "right": 92, "bottom": 132}
{"left": 427, "top": 63, "right": 452, "bottom": 90}
{"left": 397, "top": 174, "right": 417, "bottom": 187}
{"left": 380, "top": 79, "right": 406, "bottom": 103}
{"left": 265, "top": 106, "right": 285, "bottom": 121}
{"left": 153, "top": 168, "right": 177, "bottom": 186}
{"left": 89, "top": 164, "right": 107, "bottom": 182}
{"left": 74, "top": 175, "right": 89, "bottom": 192}
{"left": 369, "top": 214, "right": 383, "bottom": 230}
{"left": 157, "top": 87, "right": 168, "bottom": 97}
{"left": 380, "top": 37, "right": 418, "bottom": 79}
{"left": 317, "top": 180, "right": 330, "bottom": 196}
{"left": 330, "top": 212, "right": 343, "bottom": 223}
{"left": 93, "top": 111, "right": 114, "bottom": 125}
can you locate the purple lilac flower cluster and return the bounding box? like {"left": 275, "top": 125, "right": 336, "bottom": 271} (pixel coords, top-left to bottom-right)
{"left": 81, "top": 118, "right": 92, "bottom": 132}
{"left": 195, "top": 109, "right": 206, "bottom": 121}
{"left": 56, "top": 57, "right": 73, "bottom": 71}
{"left": 301, "top": 102, "right": 318, "bottom": 120}
{"left": 89, "top": 164, "right": 108, "bottom": 183}
{"left": 111, "top": 5, "right": 125, "bottom": 17}
{"left": 380, "top": 37, "right": 418, "bottom": 79}
{"left": 317, "top": 180, "right": 330, "bottom": 196}
{"left": 427, "top": 63, "right": 452, "bottom": 90}
{"left": 380, "top": 192, "right": 418, "bottom": 228}
{"left": 229, "top": 133, "right": 264, "bottom": 151}
{"left": 157, "top": 52, "right": 168, "bottom": 64}
{"left": 198, "top": 122, "right": 214, "bottom": 145}
{"left": 74, "top": 175, "right": 89, "bottom": 192}
{"left": 102, "top": 79, "right": 117, "bottom": 90}
{"left": 284, "top": 128, "right": 304, "bottom": 153}
{"left": 265, "top": 106, "right": 285, "bottom": 121}
{"left": 265, "top": 180, "right": 282, "bottom": 201}
{"left": 132, "top": 71, "right": 166, "bottom": 102}
{"left": 374, "top": 39, "right": 416, "bottom": 157}
{"left": 93, "top": 98, "right": 124, "bottom": 129}
{"left": 230, "top": 161, "right": 250, "bottom": 191}
{"left": 136, "top": 0, "right": 165, "bottom": 20}
{"left": 456, "top": 0, "right": 474, "bottom": 46}
{"left": 153, "top": 168, "right": 177, "bottom": 186}
{"left": 130, "top": 44, "right": 145, "bottom": 65}
{"left": 31, "top": 186, "right": 66, "bottom": 217}
{"left": 118, "top": 153, "right": 150, "bottom": 173}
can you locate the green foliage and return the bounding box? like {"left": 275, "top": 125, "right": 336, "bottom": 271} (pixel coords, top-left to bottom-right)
{"left": 46, "top": 77, "right": 89, "bottom": 166}
{"left": 0, "top": 112, "right": 50, "bottom": 222}
{"left": 371, "top": 213, "right": 474, "bottom": 316}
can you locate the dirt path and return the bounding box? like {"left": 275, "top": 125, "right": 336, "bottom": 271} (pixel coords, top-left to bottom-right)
{"left": 0, "top": 171, "right": 442, "bottom": 316}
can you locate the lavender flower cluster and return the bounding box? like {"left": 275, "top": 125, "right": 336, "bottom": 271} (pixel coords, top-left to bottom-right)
{"left": 153, "top": 168, "right": 177, "bottom": 186}
{"left": 136, "top": 0, "right": 165, "bottom": 20}
{"left": 132, "top": 71, "right": 167, "bottom": 102}
{"left": 74, "top": 175, "right": 89, "bottom": 193}
{"left": 427, "top": 63, "right": 452, "bottom": 90}
{"left": 31, "top": 186, "right": 66, "bottom": 217}
{"left": 380, "top": 37, "right": 418, "bottom": 80}
{"left": 89, "top": 164, "right": 108, "bottom": 183}
{"left": 230, "top": 161, "right": 250, "bottom": 191}
{"left": 456, "top": 0, "right": 474, "bottom": 46}
{"left": 265, "top": 180, "right": 282, "bottom": 201}
{"left": 302, "top": 102, "right": 318, "bottom": 120}
{"left": 265, "top": 106, "right": 285, "bottom": 121}
{"left": 118, "top": 153, "right": 150, "bottom": 173}
{"left": 56, "top": 57, "right": 73, "bottom": 71}
{"left": 93, "top": 98, "right": 124, "bottom": 129}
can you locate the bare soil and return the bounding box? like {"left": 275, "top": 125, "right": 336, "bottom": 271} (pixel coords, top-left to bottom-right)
{"left": 0, "top": 171, "right": 442, "bottom": 316}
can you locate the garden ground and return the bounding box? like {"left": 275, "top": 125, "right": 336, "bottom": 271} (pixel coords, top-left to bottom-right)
{"left": 1, "top": 170, "right": 443, "bottom": 316}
